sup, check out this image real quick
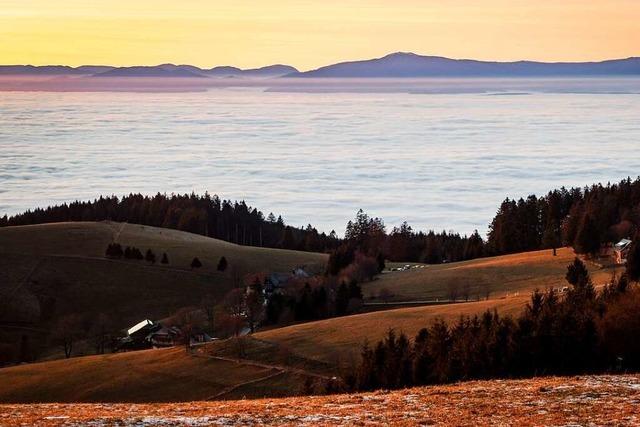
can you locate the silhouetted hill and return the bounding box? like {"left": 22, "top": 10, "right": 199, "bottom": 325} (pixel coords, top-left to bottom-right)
{"left": 92, "top": 66, "right": 207, "bottom": 78}
{"left": 204, "top": 64, "right": 298, "bottom": 78}
{"left": 0, "top": 65, "right": 114, "bottom": 75}
{"left": 290, "top": 52, "right": 640, "bottom": 78}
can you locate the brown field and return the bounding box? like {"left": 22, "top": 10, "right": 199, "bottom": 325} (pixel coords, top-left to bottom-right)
{"left": 1, "top": 374, "right": 639, "bottom": 426}
{"left": 0, "top": 346, "right": 310, "bottom": 403}
{"left": 370, "top": 247, "right": 619, "bottom": 302}
{"left": 256, "top": 295, "right": 530, "bottom": 363}
{"left": 0, "top": 221, "right": 327, "bottom": 273}
{"left": 257, "top": 249, "right": 619, "bottom": 364}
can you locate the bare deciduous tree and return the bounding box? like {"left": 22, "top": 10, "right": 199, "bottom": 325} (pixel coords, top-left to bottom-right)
{"left": 51, "top": 314, "right": 83, "bottom": 358}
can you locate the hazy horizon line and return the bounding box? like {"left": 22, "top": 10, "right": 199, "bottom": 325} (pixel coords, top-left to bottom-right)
{"left": 3, "top": 51, "right": 640, "bottom": 72}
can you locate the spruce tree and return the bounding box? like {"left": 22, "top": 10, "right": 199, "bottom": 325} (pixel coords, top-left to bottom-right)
{"left": 625, "top": 240, "right": 640, "bottom": 282}
{"left": 161, "top": 252, "right": 169, "bottom": 264}
{"left": 191, "top": 257, "right": 202, "bottom": 269}
{"left": 574, "top": 214, "right": 600, "bottom": 256}
{"left": 145, "top": 249, "right": 156, "bottom": 264}
{"left": 217, "top": 256, "right": 228, "bottom": 272}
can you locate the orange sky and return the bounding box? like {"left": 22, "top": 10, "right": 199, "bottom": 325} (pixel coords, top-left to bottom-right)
{"left": 1, "top": 0, "right": 638, "bottom": 70}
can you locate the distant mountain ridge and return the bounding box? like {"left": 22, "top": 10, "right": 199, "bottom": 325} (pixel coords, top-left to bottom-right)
{"left": 2, "top": 53, "right": 640, "bottom": 79}
{"left": 0, "top": 63, "right": 299, "bottom": 78}
{"left": 289, "top": 52, "right": 640, "bottom": 78}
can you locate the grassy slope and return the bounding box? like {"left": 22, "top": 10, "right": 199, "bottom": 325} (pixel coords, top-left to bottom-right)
{"left": 259, "top": 248, "right": 620, "bottom": 364}
{"left": 2, "top": 375, "right": 638, "bottom": 425}
{"left": 257, "top": 296, "right": 529, "bottom": 364}
{"left": 0, "top": 221, "right": 327, "bottom": 273}
{"left": 368, "top": 247, "right": 618, "bottom": 301}
{"left": 0, "top": 221, "right": 327, "bottom": 357}
{"left": 0, "top": 231, "right": 621, "bottom": 403}
{"left": 0, "top": 346, "right": 305, "bottom": 403}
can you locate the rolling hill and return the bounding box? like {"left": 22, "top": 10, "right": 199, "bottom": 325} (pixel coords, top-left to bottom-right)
{"left": 0, "top": 346, "right": 310, "bottom": 403}
{"left": 367, "top": 247, "right": 618, "bottom": 302}
{"left": 257, "top": 248, "right": 619, "bottom": 364}
{"left": 290, "top": 52, "right": 640, "bottom": 78}
{"left": 0, "top": 239, "right": 622, "bottom": 402}
{"left": 0, "top": 221, "right": 327, "bottom": 360}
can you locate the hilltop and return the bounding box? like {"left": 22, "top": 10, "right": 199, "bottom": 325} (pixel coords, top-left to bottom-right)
{"left": 0, "top": 222, "right": 326, "bottom": 359}
{"left": 2, "top": 374, "right": 639, "bottom": 425}
{"left": 2, "top": 53, "right": 640, "bottom": 79}
{"left": 291, "top": 52, "right": 640, "bottom": 78}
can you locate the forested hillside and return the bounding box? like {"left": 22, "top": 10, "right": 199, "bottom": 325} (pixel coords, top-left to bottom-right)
{"left": 0, "top": 193, "right": 339, "bottom": 253}
{"left": 488, "top": 177, "right": 640, "bottom": 255}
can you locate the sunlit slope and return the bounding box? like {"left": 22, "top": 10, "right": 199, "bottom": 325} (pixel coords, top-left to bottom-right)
{"left": 256, "top": 296, "right": 528, "bottom": 363}
{"left": 367, "top": 247, "right": 617, "bottom": 301}
{"left": 258, "top": 248, "right": 619, "bottom": 363}
{"left": 0, "top": 347, "right": 306, "bottom": 403}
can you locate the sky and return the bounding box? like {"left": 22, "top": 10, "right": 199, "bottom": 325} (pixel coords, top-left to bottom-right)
{"left": 1, "top": 0, "right": 638, "bottom": 70}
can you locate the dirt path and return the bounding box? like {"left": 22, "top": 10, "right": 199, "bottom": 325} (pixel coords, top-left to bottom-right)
{"left": 191, "top": 351, "right": 333, "bottom": 382}
{"left": 204, "top": 370, "right": 286, "bottom": 400}
{"left": 112, "top": 222, "right": 127, "bottom": 243}
{"left": 3, "top": 257, "right": 44, "bottom": 300}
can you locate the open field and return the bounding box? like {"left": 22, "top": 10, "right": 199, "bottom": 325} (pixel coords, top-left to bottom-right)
{"left": 257, "top": 295, "right": 530, "bottom": 363}
{"left": 370, "top": 247, "right": 619, "bottom": 302}
{"left": 258, "top": 249, "right": 620, "bottom": 364}
{"left": 0, "top": 221, "right": 327, "bottom": 273}
{"left": 2, "top": 374, "right": 639, "bottom": 426}
{"left": 0, "top": 297, "right": 526, "bottom": 403}
{"left": 0, "top": 346, "right": 312, "bottom": 403}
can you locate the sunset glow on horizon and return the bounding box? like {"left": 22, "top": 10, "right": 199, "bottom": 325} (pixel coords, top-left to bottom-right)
{"left": 1, "top": 0, "right": 639, "bottom": 70}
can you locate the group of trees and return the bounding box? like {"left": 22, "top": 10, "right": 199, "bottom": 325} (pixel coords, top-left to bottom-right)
{"left": 327, "top": 211, "right": 487, "bottom": 278}
{"left": 105, "top": 243, "right": 168, "bottom": 264}
{"left": 488, "top": 178, "right": 640, "bottom": 256}
{"left": 350, "top": 258, "right": 639, "bottom": 391}
{"left": 0, "top": 193, "right": 340, "bottom": 253}
{"left": 49, "top": 312, "right": 114, "bottom": 359}
{"left": 265, "top": 280, "right": 364, "bottom": 325}
{"left": 105, "top": 243, "right": 232, "bottom": 271}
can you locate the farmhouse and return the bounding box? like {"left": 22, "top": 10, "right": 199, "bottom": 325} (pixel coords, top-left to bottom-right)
{"left": 119, "top": 319, "right": 211, "bottom": 350}
{"left": 613, "top": 239, "right": 632, "bottom": 265}
{"left": 263, "top": 266, "right": 312, "bottom": 295}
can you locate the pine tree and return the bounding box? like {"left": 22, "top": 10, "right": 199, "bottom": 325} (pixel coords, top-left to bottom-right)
{"left": 145, "top": 249, "right": 156, "bottom": 264}
{"left": 566, "top": 257, "right": 591, "bottom": 289}
{"left": 625, "top": 240, "right": 640, "bottom": 282}
{"left": 191, "top": 257, "right": 202, "bottom": 269}
{"left": 335, "top": 282, "right": 350, "bottom": 316}
{"left": 574, "top": 213, "right": 600, "bottom": 256}
{"left": 161, "top": 252, "right": 169, "bottom": 264}
{"left": 217, "top": 256, "right": 228, "bottom": 272}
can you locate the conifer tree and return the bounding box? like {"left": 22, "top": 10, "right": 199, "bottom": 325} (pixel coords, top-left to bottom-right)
{"left": 217, "top": 256, "right": 228, "bottom": 272}
{"left": 145, "top": 249, "right": 156, "bottom": 264}
{"left": 625, "top": 240, "right": 640, "bottom": 282}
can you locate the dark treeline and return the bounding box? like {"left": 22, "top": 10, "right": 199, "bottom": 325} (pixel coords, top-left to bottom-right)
{"left": 350, "top": 259, "right": 638, "bottom": 391}
{"left": 1, "top": 196, "right": 489, "bottom": 264}
{"left": 327, "top": 210, "right": 486, "bottom": 276}
{"left": 265, "top": 281, "right": 364, "bottom": 325}
{"left": 0, "top": 193, "right": 340, "bottom": 253}
{"left": 488, "top": 177, "right": 640, "bottom": 255}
